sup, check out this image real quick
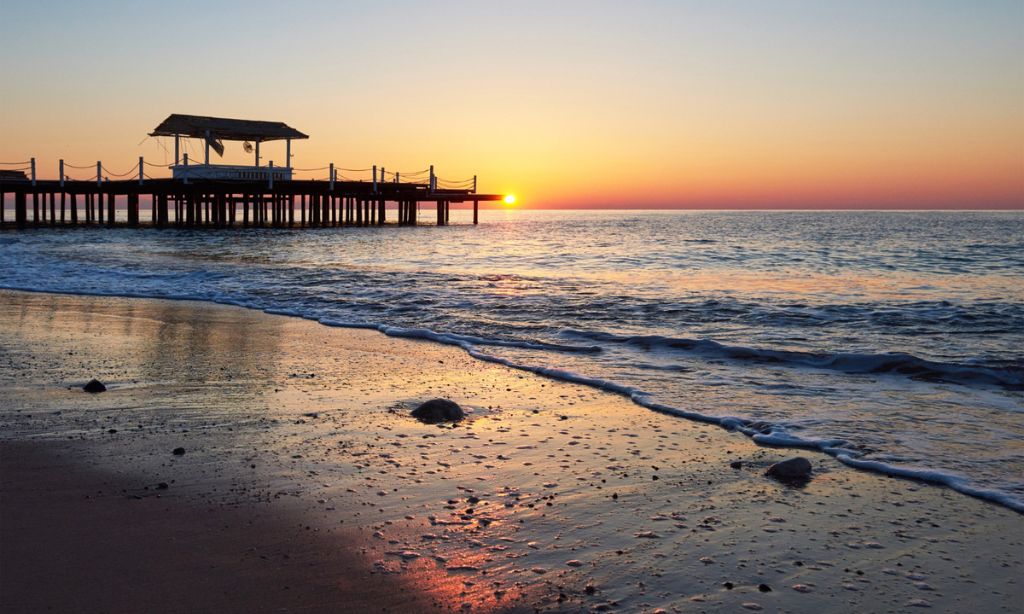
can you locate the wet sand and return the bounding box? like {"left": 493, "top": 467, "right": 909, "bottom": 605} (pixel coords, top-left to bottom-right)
{"left": 1, "top": 290, "right": 1020, "bottom": 613}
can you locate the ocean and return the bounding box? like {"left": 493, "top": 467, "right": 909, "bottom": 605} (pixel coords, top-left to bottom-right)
{"left": 2, "top": 209, "right": 1022, "bottom": 511}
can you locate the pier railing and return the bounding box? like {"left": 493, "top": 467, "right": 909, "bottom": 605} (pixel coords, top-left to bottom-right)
{"left": 0, "top": 157, "right": 498, "bottom": 229}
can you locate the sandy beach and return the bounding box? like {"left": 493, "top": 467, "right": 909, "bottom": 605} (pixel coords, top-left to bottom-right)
{"left": 1, "top": 289, "right": 1020, "bottom": 613}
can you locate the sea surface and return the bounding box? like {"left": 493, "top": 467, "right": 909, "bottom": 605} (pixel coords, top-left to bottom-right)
{"left": 2, "top": 209, "right": 1022, "bottom": 511}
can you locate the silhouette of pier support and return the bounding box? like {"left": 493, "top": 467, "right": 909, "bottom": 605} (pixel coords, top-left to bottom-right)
{"left": 1, "top": 178, "right": 499, "bottom": 229}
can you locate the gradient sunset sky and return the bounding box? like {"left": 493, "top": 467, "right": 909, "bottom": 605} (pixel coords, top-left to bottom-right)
{"left": 1, "top": 1, "right": 1022, "bottom": 209}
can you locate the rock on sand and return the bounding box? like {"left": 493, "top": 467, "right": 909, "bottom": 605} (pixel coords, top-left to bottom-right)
{"left": 766, "top": 457, "right": 813, "bottom": 482}
{"left": 83, "top": 379, "right": 107, "bottom": 393}
{"left": 411, "top": 399, "right": 464, "bottom": 424}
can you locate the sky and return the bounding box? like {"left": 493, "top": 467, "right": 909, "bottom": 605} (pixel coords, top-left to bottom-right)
{"left": 1, "top": 0, "right": 1022, "bottom": 209}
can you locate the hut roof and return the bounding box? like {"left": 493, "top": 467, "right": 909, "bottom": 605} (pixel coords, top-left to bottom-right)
{"left": 149, "top": 114, "right": 308, "bottom": 142}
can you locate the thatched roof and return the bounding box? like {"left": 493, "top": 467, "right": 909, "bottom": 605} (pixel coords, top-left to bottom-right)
{"left": 150, "top": 114, "right": 308, "bottom": 142}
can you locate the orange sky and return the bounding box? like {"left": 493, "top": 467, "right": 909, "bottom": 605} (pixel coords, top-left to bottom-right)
{"left": 1, "top": 1, "right": 1022, "bottom": 209}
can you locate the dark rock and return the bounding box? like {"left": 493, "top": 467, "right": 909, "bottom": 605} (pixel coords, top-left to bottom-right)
{"left": 411, "top": 399, "right": 464, "bottom": 424}
{"left": 766, "top": 457, "right": 813, "bottom": 483}
{"left": 730, "top": 460, "right": 743, "bottom": 469}
{"left": 758, "top": 583, "right": 772, "bottom": 592}
{"left": 107, "top": 429, "right": 118, "bottom": 434}
{"left": 156, "top": 482, "right": 169, "bottom": 490}
{"left": 83, "top": 379, "right": 107, "bottom": 393}
{"left": 723, "top": 582, "right": 734, "bottom": 590}
{"left": 172, "top": 447, "right": 186, "bottom": 456}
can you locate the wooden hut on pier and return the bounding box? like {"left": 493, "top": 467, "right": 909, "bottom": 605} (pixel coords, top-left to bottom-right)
{"left": 150, "top": 114, "right": 308, "bottom": 182}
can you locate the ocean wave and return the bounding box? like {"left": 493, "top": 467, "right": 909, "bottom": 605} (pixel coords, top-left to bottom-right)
{"left": 561, "top": 329, "right": 1024, "bottom": 390}
{"left": 358, "top": 327, "right": 1024, "bottom": 514}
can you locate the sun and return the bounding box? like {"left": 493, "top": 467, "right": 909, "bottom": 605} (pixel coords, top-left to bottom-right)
{"left": 504, "top": 194, "right": 517, "bottom": 205}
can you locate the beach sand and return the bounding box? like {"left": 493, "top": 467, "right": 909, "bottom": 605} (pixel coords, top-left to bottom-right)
{"left": 1, "top": 290, "right": 1020, "bottom": 613}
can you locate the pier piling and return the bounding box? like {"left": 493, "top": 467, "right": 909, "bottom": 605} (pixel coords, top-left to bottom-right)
{"left": 3, "top": 175, "right": 503, "bottom": 230}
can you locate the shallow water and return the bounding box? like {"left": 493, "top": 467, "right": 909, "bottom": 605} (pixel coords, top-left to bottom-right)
{"left": 2, "top": 209, "right": 1022, "bottom": 510}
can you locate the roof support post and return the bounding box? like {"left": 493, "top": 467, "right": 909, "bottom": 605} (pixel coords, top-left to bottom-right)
{"left": 268, "top": 161, "right": 274, "bottom": 190}
{"left": 96, "top": 161, "right": 101, "bottom": 188}
{"left": 286, "top": 139, "right": 291, "bottom": 168}
{"left": 429, "top": 165, "right": 435, "bottom": 193}
{"left": 255, "top": 140, "right": 261, "bottom": 167}
{"left": 139, "top": 156, "right": 144, "bottom": 186}
{"left": 183, "top": 153, "right": 189, "bottom": 184}
{"left": 59, "top": 160, "right": 64, "bottom": 188}
{"left": 329, "top": 163, "right": 335, "bottom": 191}
{"left": 473, "top": 175, "right": 477, "bottom": 193}
{"left": 174, "top": 134, "right": 180, "bottom": 165}
{"left": 204, "top": 130, "right": 210, "bottom": 166}
{"left": 373, "top": 165, "right": 378, "bottom": 193}
{"left": 30, "top": 158, "right": 36, "bottom": 186}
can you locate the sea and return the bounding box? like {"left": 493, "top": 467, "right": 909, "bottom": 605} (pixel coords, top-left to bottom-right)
{"left": 2, "top": 209, "right": 1022, "bottom": 512}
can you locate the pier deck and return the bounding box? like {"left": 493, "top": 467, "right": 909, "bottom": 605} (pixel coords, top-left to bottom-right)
{"left": 0, "top": 178, "right": 503, "bottom": 228}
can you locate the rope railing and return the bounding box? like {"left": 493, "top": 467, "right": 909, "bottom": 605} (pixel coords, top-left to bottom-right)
{"left": 100, "top": 164, "right": 138, "bottom": 178}
{"left": 335, "top": 173, "right": 371, "bottom": 181}
{"left": 291, "top": 168, "right": 333, "bottom": 181}
{"left": 335, "top": 168, "right": 374, "bottom": 181}
{"left": 2, "top": 157, "right": 480, "bottom": 193}
{"left": 62, "top": 173, "right": 99, "bottom": 182}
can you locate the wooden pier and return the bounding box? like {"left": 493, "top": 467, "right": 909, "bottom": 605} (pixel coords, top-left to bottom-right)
{"left": 0, "top": 176, "right": 502, "bottom": 229}
{"left": 0, "top": 114, "right": 505, "bottom": 229}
